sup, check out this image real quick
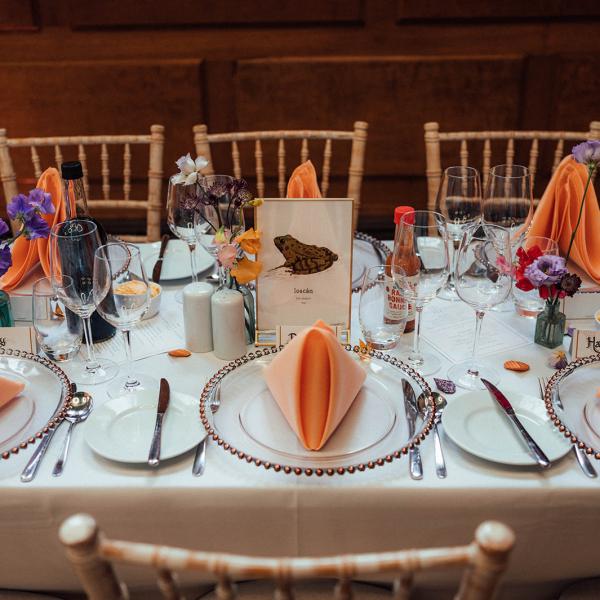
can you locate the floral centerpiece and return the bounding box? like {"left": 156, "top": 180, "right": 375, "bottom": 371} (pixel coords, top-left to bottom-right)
{"left": 514, "top": 140, "right": 598, "bottom": 348}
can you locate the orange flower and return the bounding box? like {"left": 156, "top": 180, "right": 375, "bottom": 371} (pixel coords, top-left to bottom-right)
{"left": 231, "top": 257, "right": 262, "bottom": 284}
{"left": 235, "top": 228, "right": 261, "bottom": 255}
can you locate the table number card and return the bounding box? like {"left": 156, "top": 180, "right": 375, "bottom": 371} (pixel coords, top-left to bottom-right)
{"left": 255, "top": 198, "right": 354, "bottom": 346}
{"left": 571, "top": 329, "right": 600, "bottom": 360}
{"left": 0, "top": 327, "right": 35, "bottom": 353}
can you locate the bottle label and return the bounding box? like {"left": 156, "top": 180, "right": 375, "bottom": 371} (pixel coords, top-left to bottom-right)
{"left": 384, "top": 274, "right": 417, "bottom": 323}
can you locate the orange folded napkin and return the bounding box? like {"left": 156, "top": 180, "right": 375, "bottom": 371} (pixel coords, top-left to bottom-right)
{"left": 0, "top": 375, "right": 25, "bottom": 409}
{"left": 286, "top": 160, "right": 322, "bottom": 198}
{"left": 264, "top": 320, "right": 366, "bottom": 451}
{"left": 1, "top": 168, "right": 70, "bottom": 291}
{"left": 529, "top": 156, "right": 600, "bottom": 283}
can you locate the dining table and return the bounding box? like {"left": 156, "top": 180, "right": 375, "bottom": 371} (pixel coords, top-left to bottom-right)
{"left": 0, "top": 242, "right": 599, "bottom": 600}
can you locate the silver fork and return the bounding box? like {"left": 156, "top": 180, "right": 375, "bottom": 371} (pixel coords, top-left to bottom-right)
{"left": 538, "top": 377, "right": 597, "bottom": 478}
{"left": 192, "top": 383, "right": 220, "bottom": 476}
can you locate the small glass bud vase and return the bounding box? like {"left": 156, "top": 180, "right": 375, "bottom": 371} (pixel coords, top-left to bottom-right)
{"left": 0, "top": 290, "right": 14, "bottom": 327}
{"left": 534, "top": 302, "right": 566, "bottom": 349}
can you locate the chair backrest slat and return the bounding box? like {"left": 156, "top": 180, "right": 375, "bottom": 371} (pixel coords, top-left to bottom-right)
{"left": 231, "top": 141, "right": 241, "bottom": 179}
{"left": 255, "top": 139, "right": 265, "bottom": 198}
{"left": 482, "top": 138, "right": 492, "bottom": 187}
{"left": 77, "top": 144, "right": 90, "bottom": 199}
{"left": 156, "top": 568, "right": 182, "bottom": 600}
{"left": 277, "top": 139, "right": 286, "bottom": 197}
{"left": 300, "top": 138, "right": 309, "bottom": 163}
{"left": 505, "top": 137, "right": 515, "bottom": 169}
{"left": 54, "top": 144, "right": 63, "bottom": 171}
{"left": 322, "top": 138, "right": 332, "bottom": 198}
{"left": 460, "top": 139, "right": 468, "bottom": 168}
{"left": 101, "top": 143, "right": 110, "bottom": 200}
{"left": 552, "top": 138, "right": 564, "bottom": 173}
{"left": 392, "top": 574, "right": 413, "bottom": 600}
{"left": 528, "top": 139, "right": 539, "bottom": 191}
{"left": 123, "top": 143, "right": 131, "bottom": 202}
{"left": 30, "top": 145, "right": 42, "bottom": 179}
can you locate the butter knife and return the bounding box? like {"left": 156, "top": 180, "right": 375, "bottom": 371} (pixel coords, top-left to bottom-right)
{"left": 481, "top": 378, "right": 550, "bottom": 469}
{"left": 151, "top": 234, "right": 170, "bottom": 283}
{"left": 148, "top": 378, "right": 170, "bottom": 467}
{"left": 402, "top": 379, "right": 423, "bottom": 480}
{"left": 193, "top": 384, "right": 220, "bottom": 476}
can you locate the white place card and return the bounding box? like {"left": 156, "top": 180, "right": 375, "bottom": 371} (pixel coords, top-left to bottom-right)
{"left": 571, "top": 329, "right": 600, "bottom": 360}
{"left": 0, "top": 327, "right": 35, "bottom": 354}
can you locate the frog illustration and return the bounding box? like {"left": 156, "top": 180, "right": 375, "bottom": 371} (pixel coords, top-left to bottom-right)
{"left": 272, "top": 234, "right": 338, "bottom": 275}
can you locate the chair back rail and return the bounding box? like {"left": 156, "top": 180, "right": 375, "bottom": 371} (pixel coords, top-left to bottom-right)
{"left": 193, "top": 122, "right": 368, "bottom": 230}
{"left": 424, "top": 121, "right": 600, "bottom": 214}
{"left": 0, "top": 125, "right": 165, "bottom": 241}
{"left": 60, "top": 514, "right": 514, "bottom": 600}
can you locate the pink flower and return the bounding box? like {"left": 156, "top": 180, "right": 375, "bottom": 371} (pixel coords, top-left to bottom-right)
{"left": 217, "top": 243, "right": 237, "bottom": 268}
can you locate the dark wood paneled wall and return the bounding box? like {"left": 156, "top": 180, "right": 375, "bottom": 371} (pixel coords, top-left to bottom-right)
{"left": 1, "top": 0, "right": 599, "bottom": 237}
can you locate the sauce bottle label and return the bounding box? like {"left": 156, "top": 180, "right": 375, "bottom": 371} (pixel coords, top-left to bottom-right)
{"left": 384, "top": 275, "right": 407, "bottom": 324}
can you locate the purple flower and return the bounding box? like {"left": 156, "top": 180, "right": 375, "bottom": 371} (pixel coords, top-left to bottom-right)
{"left": 22, "top": 213, "right": 50, "bottom": 240}
{"left": 0, "top": 219, "right": 8, "bottom": 237}
{"left": 524, "top": 255, "right": 567, "bottom": 287}
{"left": 572, "top": 140, "right": 600, "bottom": 165}
{"left": 28, "top": 188, "right": 54, "bottom": 215}
{"left": 7, "top": 194, "right": 34, "bottom": 221}
{"left": 0, "top": 245, "right": 12, "bottom": 276}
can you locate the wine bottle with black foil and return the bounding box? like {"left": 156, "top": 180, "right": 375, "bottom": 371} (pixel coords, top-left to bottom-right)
{"left": 61, "top": 161, "right": 116, "bottom": 342}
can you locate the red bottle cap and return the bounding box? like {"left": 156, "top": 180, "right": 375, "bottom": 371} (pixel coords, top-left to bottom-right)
{"left": 394, "top": 206, "right": 415, "bottom": 225}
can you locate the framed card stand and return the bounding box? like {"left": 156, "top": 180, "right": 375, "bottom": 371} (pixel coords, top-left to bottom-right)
{"left": 254, "top": 198, "right": 353, "bottom": 346}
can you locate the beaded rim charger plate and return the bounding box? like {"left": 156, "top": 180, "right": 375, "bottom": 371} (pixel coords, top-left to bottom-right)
{"left": 199, "top": 346, "right": 434, "bottom": 476}
{"left": 352, "top": 232, "right": 391, "bottom": 293}
{"left": 0, "top": 348, "right": 72, "bottom": 460}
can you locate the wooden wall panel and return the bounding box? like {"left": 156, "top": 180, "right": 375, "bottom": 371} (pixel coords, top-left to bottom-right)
{"left": 0, "top": 0, "right": 36, "bottom": 32}
{"left": 68, "top": 0, "right": 363, "bottom": 29}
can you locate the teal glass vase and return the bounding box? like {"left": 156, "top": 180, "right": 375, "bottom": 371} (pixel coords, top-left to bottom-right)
{"left": 534, "top": 302, "right": 566, "bottom": 349}
{"left": 0, "top": 290, "right": 14, "bottom": 327}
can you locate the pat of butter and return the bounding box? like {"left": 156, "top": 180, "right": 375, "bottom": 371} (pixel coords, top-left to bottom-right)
{"left": 115, "top": 281, "right": 160, "bottom": 298}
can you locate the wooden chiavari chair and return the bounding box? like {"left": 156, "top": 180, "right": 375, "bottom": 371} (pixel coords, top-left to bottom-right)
{"left": 60, "top": 514, "right": 514, "bottom": 600}
{"left": 424, "top": 121, "right": 600, "bottom": 213}
{"left": 0, "top": 125, "right": 165, "bottom": 242}
{"left": 193, "top": 122, "right": 368, "bottom": 229}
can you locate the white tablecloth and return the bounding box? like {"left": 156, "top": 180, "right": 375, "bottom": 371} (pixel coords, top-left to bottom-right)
{"left": 1, "top": 266, "right": 599, "bottom": 598}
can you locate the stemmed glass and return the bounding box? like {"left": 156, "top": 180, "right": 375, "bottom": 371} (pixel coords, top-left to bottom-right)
{"left": 392, "top": 210, "right": 450, "bottom": 375}
{"left": 93, "top": 242, "right": 154, "bottom": 398}
{"left": 49, "top": 219, "right": 118, "bottom": 385}
{"left": 449, "top": 224, "right": 513, "bottom": 390}
{"left": 436, "top": 166, "right": 482, "bottom": 300}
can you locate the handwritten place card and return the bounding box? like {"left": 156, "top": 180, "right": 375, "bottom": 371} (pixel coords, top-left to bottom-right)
{"left": 571, "top": 329, "right": 600, "bottom": 360}
{"left": 0, "top": 327, "right": 35, "bottom": 354}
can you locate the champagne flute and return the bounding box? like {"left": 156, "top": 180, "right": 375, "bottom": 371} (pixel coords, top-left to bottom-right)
{"left": 93, "top": 243, "right": 154, "bottom": 398}
{"left": 393, "top": 210, "right": 450, "bottom": 375}
{"left": 436, "top": 166, "right": 482, "bottom": 300}
{"left": 449, "top": 224, "right": 512, "bottom": 390}
{"left": 49, "top": 219, "right": 118, "bottom": 385}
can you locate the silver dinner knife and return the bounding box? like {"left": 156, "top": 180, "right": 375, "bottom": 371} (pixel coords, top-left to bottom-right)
{"left": 402, "top": 379, "right": 423, "bottom": 480}
{"left": 193, "top": 383, "right": 220, "bottom": 476}
{"left": 148, "top": 378, "right": 170, "bottom": 467}
{"left": 481, "top": 378, "right": 551, "bottom": 469}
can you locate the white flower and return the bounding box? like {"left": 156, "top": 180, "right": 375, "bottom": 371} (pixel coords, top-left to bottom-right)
{"left": 172, "top": 153, "right": 210, "bottom": 185}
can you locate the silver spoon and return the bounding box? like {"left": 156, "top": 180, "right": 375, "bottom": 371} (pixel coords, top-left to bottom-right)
{"left": 418, "top": 391, "right": 448, "bottom": 479}
{"left": 52, "top": 391, "right": 93, "bottom": 477}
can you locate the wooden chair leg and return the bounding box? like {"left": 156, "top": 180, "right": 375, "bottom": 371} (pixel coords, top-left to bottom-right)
{"left": 59, "top": 513, "right": 128, "bottom": 600}
{"left": 193, "top": 124, "right": 216, "bottom": 176}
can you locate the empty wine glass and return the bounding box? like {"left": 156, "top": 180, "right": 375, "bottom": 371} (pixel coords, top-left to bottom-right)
{"left": 392, "top": 210, "right": 450, "bottom": 375}
{"left": 449, "top": 224, "right": 512, "bottom": 390}
{"left": 93, "top": 243, "right": 154, "bottom": 398}
{"left": 49, "top": 219, "right": 118, "bottom": 385}
{"left": 513, "top": 236, "right": 559, "bottom": 318}
{"left": 436, "top": 166, "right": 482, "bottom": 301}
{"left": 359, "top": 265, "right": 407, "bottom": 350}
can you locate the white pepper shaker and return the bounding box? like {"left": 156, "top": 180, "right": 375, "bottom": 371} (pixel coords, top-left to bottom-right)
{"left": 211, "top": 289, "right": 247, "bottom": 360}
{"left": 183, "top": 282, "right": 214, "bottom": 353}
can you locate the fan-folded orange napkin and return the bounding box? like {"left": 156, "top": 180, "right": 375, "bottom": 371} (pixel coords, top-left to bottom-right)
{"left": 286, "top": 160, "right": 322, "bottom": 198}
{"left": 0, "top": 375, "right": 25, "bottom": 409}
{"left": 529, "top": 156, "right": 600, "bottom": 283}
{"left": 264, "top": 320, "right": 366, "bottom": 451}
{"left": 1, "top": 168, "right": 71, "bottom": 291}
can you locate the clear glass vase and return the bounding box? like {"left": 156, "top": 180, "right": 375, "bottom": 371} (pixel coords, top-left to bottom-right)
{"left": 218, "top": 269, "right": 256, "bottom": 344}
{"left": 534, "top": 302, "right": 566, "bottom": 349}
{"left": 0, "top": 290, "right": 14, "bottom": 327}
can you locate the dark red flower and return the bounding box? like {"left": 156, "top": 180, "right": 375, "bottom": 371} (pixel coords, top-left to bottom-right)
{"left": 516, "top": 276, "right": 534, "bottom": 292}
{"left": 559, "top": 273, "right": 582, "bottom": 297}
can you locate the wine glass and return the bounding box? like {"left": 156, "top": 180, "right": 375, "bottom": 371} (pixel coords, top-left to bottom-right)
{"left": 436, "top": 166, "right": 482, "bottom": 301}
{"left": 93, "top": 242, "right": 154, "bottom": 398}
{"left": 49, "top": 219, "right": 118, "bottom": 385}
{"left": 392, "top": 210, "right": 450, "bottom": 375}
{"left": 359, "top": 265, "right": 407, "bottom": 350}
{"left": 513, "top": 236, "right": 559, "bottom": 318}
{"left": 449, "top": 224, "right": 513, "bottom": 390}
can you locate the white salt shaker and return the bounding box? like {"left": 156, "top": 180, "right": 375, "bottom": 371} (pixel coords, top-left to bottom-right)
{"left": 183, "top": 282, "right": 214, "bottom": 353}
{"left": 211, "top": 289, "right": 247, "bottom": 360}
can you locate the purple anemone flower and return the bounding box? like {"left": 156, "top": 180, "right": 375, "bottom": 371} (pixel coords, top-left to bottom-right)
{"left": 22, "top": 213, "right": 50, "bottom": 240}
{"left": 525, "top": 255, "right": 568, "bottom": 287}
{"left": 0, "top": 219, "right": 8, "bottom": 237}
{"left": 0, "top": 245, "right": 12, "bottom": 276}
{"left": 572, "top": 140, "right": 600, "bottom": 165}
{"left": 7, "top": 194, "right": 34, "bottom": 221}
{"left": 28, "top": 188, "right": 54, "bottom": 215}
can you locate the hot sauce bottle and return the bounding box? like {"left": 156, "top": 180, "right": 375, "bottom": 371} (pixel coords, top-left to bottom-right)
{"left": 385, "top": 206, "right": 418, "bottom": 333}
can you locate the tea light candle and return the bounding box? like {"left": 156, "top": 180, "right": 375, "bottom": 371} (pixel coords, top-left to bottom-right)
{"left": 211, "top": 289, "right": 247, "bottom": 360}
{"left": 183, "top": 282, "right": 214, "bottom": 353}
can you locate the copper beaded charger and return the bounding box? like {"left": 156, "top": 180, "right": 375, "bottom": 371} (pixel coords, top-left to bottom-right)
{"left": 543, "top": 354, "right": 600, "bottom": 460}
{"left": 352, "top": 232, "right": 391, "bottom": 293}
{"left": 0, "top": 347, "right": 73, "bottom": 460}
{"left": 199, "top": 346, "right": 435, "bottom": 476}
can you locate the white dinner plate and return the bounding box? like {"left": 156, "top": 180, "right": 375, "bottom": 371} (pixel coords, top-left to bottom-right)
{"left": 84, "top": 390, "right": 205, "bottom": 463}
{"left": 140, "top": 239, "right": 214, "bottom": 281}
{"left": 442, "top": 390, "right": 570, "bottom": 466}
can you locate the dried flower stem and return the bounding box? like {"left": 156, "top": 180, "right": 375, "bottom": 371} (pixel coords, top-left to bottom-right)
{"left": 564, "top": 163, "right": 596, "bottom": 265}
